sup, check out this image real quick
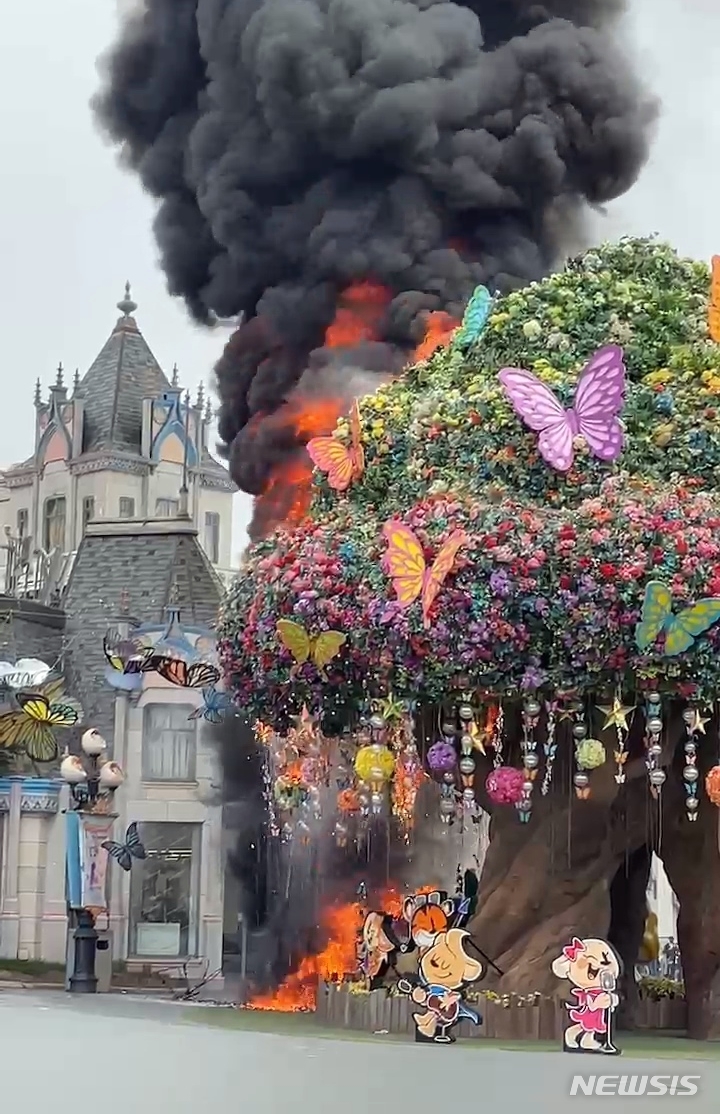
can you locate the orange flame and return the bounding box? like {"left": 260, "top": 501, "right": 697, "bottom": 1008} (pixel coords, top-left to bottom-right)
{"left": 325, "top": 280, "right": 391, "bottom": 347}
{"left": 413, "top": 310, "right": 458, "bottom": 362}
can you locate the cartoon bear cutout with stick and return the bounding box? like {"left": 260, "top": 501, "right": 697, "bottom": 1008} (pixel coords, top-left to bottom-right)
{"left": 399, "top": 927, "right": 485, "bottom": 1043}
{"left": 552, "top": 936, "right": 622, "bottom": 1055}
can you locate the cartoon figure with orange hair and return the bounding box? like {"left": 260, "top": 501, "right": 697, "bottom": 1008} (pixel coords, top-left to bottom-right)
{"left": 552, "top": 936, "right": 622, "bottom": 1054}
{"left": 399, "top": 927, "right": 485, "bottom": 1043}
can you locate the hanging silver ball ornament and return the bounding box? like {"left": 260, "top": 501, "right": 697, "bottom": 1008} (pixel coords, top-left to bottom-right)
{"left": 439, "top": 797, "right": 456, "bottom": 817}
{"left": 442, "top": 721, "right": 456, "bottom": 737}
{"left": 650, "top": 768, "right": 667, "bottom": 788}
{"left": 682, "top": 708, "right": 696, "bottom": 726}
{"left": 459, "top": 704, "right": 474, "bottom": 721}
{"left": 647, "top": 717, "right": 663, "bottom": 736}
{"left": 524, "top": 700, "right": 541, "bottom": 718}
{"left": 649, "top": 743, "right": 663, "bottom": 758}
{"left": 684, "top": 741, "right": 697, "bottom": 756}
{"left": 573, "top": 772, "right": 589, "bottom": 789}
{"left": 517, "top": 798, "right": 532, "bottom": 814}
{"left": 647, "top": 692, "right": 661, "bottom": 706}
{"left": 524, "top": 751, "right": 540, "bottom": 771}
{"left": 369, "top": 714, "right": 385, "bottom": 731}
{"left": 572, "top": 722, "right": 588, "bottom": 741}
{"left": 462, "top": 787, "right": 475, "bottom": 804}
{"left": 459, "top": 756, "right": 476, "bottom": 776}
{"left": 683, "top": 765, "right": 699, "bottom": 783}
{"left": 442, "top": 771, "right": 455, "bottom": 785}
{"left": 687, "top": 796, "right": 699, "bottom": 812}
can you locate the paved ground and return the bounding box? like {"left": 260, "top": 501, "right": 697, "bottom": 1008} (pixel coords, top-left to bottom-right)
{"left": 3, "top": 990, "right": 719, "bottom": 1113}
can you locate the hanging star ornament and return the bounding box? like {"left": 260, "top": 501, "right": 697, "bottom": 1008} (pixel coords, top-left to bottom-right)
{"left": 691, "top": 709, "right": 711, "bottom": 735}
{"left": 378, "top": 691, "right": 406, "bottom": 723}
{"left": 597, "top": 695, "right": 636, "bottom": 733}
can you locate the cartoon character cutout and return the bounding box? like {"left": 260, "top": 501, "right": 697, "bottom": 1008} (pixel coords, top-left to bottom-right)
{"left": 402, "top": 890, "right": 456, "bottom": 951}
{"left": 552, "top": 936, "right": 622, "bottom": 1055}
{"left": 399, "top": 927, "right": 484, "bottom": 1043}
{"left": 360, "top": 912, "right": 402, "bottom": 989}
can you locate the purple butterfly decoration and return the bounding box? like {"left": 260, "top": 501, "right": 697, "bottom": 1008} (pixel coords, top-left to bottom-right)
{"left": 498, "top": 345, "right": 626, "bottom": 472}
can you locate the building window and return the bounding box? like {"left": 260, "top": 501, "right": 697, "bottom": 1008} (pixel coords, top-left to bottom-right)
{"left": 204, "top": 511, "right": 220, "bottom": 564}
{"left": 129, "top": 822, "right": 200, "bottom": 958}
{"left": 156, "top": 498, "right": 179, "bottom": 518}
{"left": 119, "top": 497, "right": 135, "bottom": 519}
{"left": 142, "top": 703, "right": 196, "bottom": 781}
{"left": 82, "top": 496, "right": 95, "bottom": 530}
{"left": 16, "top": 509, "right": 28, "bottom": 539}
{"left": 43, "top": 496, "right": 66, "bottom": 551}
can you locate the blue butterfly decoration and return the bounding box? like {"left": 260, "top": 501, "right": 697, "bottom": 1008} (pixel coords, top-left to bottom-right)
{"left": 453, "top": 284, "right": 494, "bottom": 349}
{"left": 102, "top": 822, "right": 146, "bottom": 872}
{"left": 188, "top": 687, "right": 230, "bottom": 725}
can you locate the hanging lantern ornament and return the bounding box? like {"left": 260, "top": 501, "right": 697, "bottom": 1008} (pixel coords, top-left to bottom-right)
{"left": 427, "top": 737, "right": 458, "bottom": 825}
{"left": 354, "top": 739, "right": 394, "bottom": 815}
{"left": 644, "top": 692, "right": 665, "bottom": 800}
{"left": 682, "top": 705, "right": 709, "bottom": 822}
{"left": 518, "top": 697, "right": 540, "bottom": 822}
{"left": 541, "top": 698, "right": 558, "bottom": 796}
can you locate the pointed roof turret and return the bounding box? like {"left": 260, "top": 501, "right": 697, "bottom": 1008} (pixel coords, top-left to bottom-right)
{"left": 73, "top": 285, "right": 172, "bottom": 454}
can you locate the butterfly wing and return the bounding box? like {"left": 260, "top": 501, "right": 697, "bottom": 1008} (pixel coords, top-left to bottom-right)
{"left": 306, "top": 437, "right": 354, "bottom": 491}
{"left": 46, "top": 701, "right": 81, "bottom": 727}
{"left": 276, "top": 619, "right": 311, "bottom": 664}
{"left": 635, "top": 582, "right": 673, "bottom": 651}
{"left": 103, "top": 630, "right": 125, "bottom": 673}
{"left": 709, "top": 256, "right": 720, "bottom": 344}
{"left": 150, "top": 656, "right": 189, "bottom": 686}
{"left": 15, "top": 693, "right": 52, "bottom": 721}
{"left": 125, "top": 821, "right": 147, "bottom": 860}
{"left": 664, "top": 599, "right": 720, "bottom": 656}
{"left": 185, "top": 662, "right": 221, "bottom": 689}
{"left": 454, "top": 285, "right": 493, "bottom": 349}
{"left": 572, "top": 345, "right": 626, "bottom": 463}
{"left": 498, "top": 367, "right": 573, "bottom": 470}
{"left": 0, "top": 710, "right": 27, "bottom": 750}
{"left": 23, "top": 721, "right": 58, "bottom": 763}
{"left": 382, "top": 521, "right": 426, "bottom": 608}
{"left": 102, "top": 841, "right": 132, "bottom": 871}
{"left": 421, "top": 530, "right": 466, "bottom": 627}
{"left": 312, "top": 631, "right": 346, "bottom": 670}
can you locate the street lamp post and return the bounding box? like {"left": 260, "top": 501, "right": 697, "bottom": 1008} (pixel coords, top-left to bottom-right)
{"left": 61, "top": 729, "right": 124, "bottom": 994}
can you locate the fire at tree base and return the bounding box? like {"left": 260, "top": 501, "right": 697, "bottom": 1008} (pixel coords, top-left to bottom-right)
{"left": 220, "top": 238, "right": 720, "bottom": 1041}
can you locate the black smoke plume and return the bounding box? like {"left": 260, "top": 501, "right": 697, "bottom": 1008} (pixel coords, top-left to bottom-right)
{"left": 95, "top": 0, "right": 655, "bottom": 537}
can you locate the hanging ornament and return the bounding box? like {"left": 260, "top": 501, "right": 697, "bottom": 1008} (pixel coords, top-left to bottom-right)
{"left": 486, "top": 765, "right": 525, "bottom": 806}
{"left": 354, "top": 737, "right": 394, "bottom": 815}
{"left": 518, "top": 697, "right": 540, "bottom": 821}
{"left": 681, "top": 705, "right": 706, "bottom": 822}
{"left": 541, "top": 698, "right": 558, "bottom": 796}
{"left": 571, "top": 703, "right": 592, "bottom": 800}
{"left": 597, "top": 690, "right": 635, "bottom": 784}
{"left": 458, "top": 692, "right": 478, "bottom": 811}
{"left": 490, "top": 701, "right": 504, "bottom": 768}
{"left": 644, "top": 692, "right": 665, "bottom": 800}
{"left": 389, "top": 701, "right": 423, "bottom": 834}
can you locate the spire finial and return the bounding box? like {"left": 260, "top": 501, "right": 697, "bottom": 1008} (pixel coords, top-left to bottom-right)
{"left": 171, "top": 362, "right": 179, "bottom": 388}
{"left": 55, "top": 362, "right": 64, "bottom": 388}
{"left": 204, "top": 396, "right": 213, "bottom": 424}
{"left": 195, "top": 382, "right": 205, "bottom": 409}
{"left": 117, "top": 281, "right": 137, "bottom": 317}
{"left": 34, "top": 379, "right": 41, "bottom": 406}
{"left": 73, "top": 368, "right": 80, "bottom": 395}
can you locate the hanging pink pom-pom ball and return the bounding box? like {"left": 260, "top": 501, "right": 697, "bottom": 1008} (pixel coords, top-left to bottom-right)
{"left": 486, "top": 766, "right": 525, "bottom": 805}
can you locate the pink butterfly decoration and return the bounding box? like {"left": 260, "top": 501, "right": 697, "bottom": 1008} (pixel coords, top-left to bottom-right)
{"left": 498, "top": 345, "right": 626, "bottom": 472}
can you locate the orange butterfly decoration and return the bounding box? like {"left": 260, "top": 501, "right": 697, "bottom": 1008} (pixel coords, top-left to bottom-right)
{"left": 382, "top": 520, "right": 466, "bottom": 628}
{"left": 709, "top": 256, "right": 720, "bottom": 344}
{"left": 306, "top": 400, "right": 365, "bottom": 491}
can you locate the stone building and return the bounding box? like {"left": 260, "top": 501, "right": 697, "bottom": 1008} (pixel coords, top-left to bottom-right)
{"left": 0, "top": 286, "right": 237, "bottom": 981}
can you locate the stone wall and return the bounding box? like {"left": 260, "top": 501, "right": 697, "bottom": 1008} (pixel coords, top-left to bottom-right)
{"left": 0, "top": 597, "right": 65, "bottom": 666}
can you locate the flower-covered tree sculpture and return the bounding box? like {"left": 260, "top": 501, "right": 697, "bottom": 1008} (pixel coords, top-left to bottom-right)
{"left": 220, "top": 238, "right": 720, "bottom": 1039}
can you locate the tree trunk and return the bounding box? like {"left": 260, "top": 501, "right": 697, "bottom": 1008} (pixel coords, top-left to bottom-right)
{"left": 661, "top": 728, "right": 720, "bottom": 1040}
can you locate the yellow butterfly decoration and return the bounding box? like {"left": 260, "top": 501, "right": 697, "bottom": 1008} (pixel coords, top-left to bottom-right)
{"left": 276, "top": 619, "right": 346, "bottom": 676}
{"left": 0, "top": 678, "right": 82, "bottom": 762}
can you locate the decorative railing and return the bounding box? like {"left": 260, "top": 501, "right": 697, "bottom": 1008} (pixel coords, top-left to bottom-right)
{"left": 0, "top": 539, "right": 76, "bottom": 605}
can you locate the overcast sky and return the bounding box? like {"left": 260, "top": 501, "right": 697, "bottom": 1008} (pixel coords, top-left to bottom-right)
{"left": 0, "top": 0, "right": 717, "bottom": 561}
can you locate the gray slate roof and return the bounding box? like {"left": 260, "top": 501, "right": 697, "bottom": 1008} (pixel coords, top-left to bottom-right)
{"left": 74, "top": 307, "right": 171, "bottom": 455}
{"left": 61, "top": 520, "right": 223, "bottom": 750}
